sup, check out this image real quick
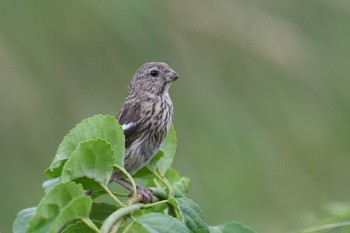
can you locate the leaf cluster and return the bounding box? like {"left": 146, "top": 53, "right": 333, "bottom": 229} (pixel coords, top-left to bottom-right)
{"left": 13, "top": 115, "right": 255, "bottom": 233}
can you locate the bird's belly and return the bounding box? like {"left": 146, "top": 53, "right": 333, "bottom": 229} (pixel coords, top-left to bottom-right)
{"left": 123, "top": 121, "right": 170, "bottom": 175}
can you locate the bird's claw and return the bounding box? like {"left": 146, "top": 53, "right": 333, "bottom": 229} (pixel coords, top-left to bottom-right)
{"left": 129, "top": 185, "right": 154, "bottom": 204}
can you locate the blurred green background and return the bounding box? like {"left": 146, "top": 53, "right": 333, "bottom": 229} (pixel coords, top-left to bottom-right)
{"left": 1, "top": 0, "right": 350, "bottom": 232}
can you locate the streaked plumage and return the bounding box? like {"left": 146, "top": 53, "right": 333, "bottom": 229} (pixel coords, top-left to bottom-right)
{"left": 114, "top": 62, "right": 178, "bottom": 177}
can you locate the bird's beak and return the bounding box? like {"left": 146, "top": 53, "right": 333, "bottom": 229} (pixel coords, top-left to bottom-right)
{"left": 165, "top": 70, "right": 179, "bottom": 82}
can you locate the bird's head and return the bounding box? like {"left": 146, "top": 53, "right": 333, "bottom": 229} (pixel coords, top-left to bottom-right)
{"left": 129, "top": 62, "right": 179, "bottom": 96}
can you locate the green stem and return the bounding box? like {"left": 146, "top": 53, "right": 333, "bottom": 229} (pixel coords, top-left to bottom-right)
{"left": 153, "top": 168, "right": 172, "bottom": 194}
{"left": 112, "top": 192, "right": 129, "bottom": 197}
{"left": 81, "top": 218, "right": 99, "bottom": 233}
{"left": 102, "top": 184, "right": 124, "bottom": 206}
{"left": 142, "top": 199, "right": 169, "bottom": 208}
{"left": 100, "top": 204, "right": 141, "bottom": 233}
{"left": 115, "top": 165, "right": 137, "bottom": 196}
{"left": 109, "top": 220, "right": 122, "bottom": 233}
{"left": 174, "top": 206, "right": 181, "bottom": 219}
{"left": 152, "top": 178, "right": 161, "bottom": 188}
{"left": 122, "top": 221, "right": 134, "bottom": 233}
{"left": 149, "top": 187, "right": 169, "bottom": 200}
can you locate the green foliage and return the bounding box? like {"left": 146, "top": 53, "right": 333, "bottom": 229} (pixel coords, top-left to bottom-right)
{"left": 127, "top": 213, "right": 190, "bottom": 233}
{"left": 61, "top": 139, "right": 115, "bottom": 186}
{"left": 13, "top": 208, "right": 36, "bottom": 233}
{"left": 26, "top": 182, "right": 92, "bottom": 233}
{"left": 14, "top": 115, "right": 255, "bottom": 233}
{"left": 45, "top": 115, "right": 125, "bottom": 178}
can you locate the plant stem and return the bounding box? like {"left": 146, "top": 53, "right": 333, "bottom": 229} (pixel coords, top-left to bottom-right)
{"left": 102, "top": 184, "right": 124, "bottom": 206}
{"left": 149, "top": 187, "right": 169, "bottom": 200}
{"left": 115, "top": 165, "right": 137, "bottom": 196}
{"left": 124, "top": 194, "right": 143, "bottom": 206}
{"left": 154, "top": 168, "right": 172, "bottom": 194}
{"left": 112, "top": 192, "right": 129, "bottom": 197}
{"left": 81, "top": 218, "right": 100, "bottom": 233}
{"left": 142, "top": 199, "right": 168, "bottom": 208}
{"left": 100, "top": 204, "right": 141, "bottom": 233}
{"left": 152, "top": 178, "right": 161, "bottom": 188}
{"left": 121, "top": 221, "right": 134, "bottom": 233}
{"left": 109, "top": 219, "right": 122, "bottom": 233}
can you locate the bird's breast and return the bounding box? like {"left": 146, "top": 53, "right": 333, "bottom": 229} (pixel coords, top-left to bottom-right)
{"left": 141, "top": 96, "right": 173, "bottom": 155}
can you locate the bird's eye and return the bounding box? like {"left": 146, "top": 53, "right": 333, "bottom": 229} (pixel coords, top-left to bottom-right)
{"left": 150, "top": 70, "right": 159, "bottom": 77}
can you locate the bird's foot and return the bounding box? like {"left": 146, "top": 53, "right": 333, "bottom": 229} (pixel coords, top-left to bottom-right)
{"left": 130, "top": 184, "right": 154, "bottom": 204}
{"left": 114, "top": 178, "right": 154, "bottom": 204}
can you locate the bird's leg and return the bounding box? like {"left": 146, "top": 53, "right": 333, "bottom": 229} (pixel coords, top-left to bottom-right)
{"left": 114, "top": 178, "right": 133, "bottom": 190}
{"left": 114, "top": 178, "right": 154, "bottom": 204}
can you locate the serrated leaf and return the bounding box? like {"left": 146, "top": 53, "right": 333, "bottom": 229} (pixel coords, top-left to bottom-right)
{"left": 173, "top": 177, "right": 191, "bottom": 197}
{"left": 125, "top": 221, "right": 150, "bottom": 232}
{"left": 165, "top": 167, "right": 181, "bottom": 183}
{"left": 157, "top": 125, "right": 177, "bottom": 173}
{"left": 147, "top": 151, "right": 164, "bottom": 170}
{"left": 42, "top": 177, "right": 61, "bottom": 193}
{"left": 127, "top": 213, "right": 190, "bottom": 233}
{"left": 13, "top": 207, "right": 36, "bottom": 233}
{"left": 27, "top": 182, "right": 92, "bottom": 233}
{"left": 61, "top": 139, "right": 115, "bottom": 186}
{"left": 90, "top": 203, "right": 119, "bottom": 221}
{"left": 167, "top": 196, "right": 183, "bottom": 222}
{"left": 132, "top": 151, "right": 164, "bottom": 179}
{"left": 62, "top": 220, "right": 101, "bottom": 233}
{"left": 209, "top": 222, "right": 256, "bottom": 233}
{"left": 45, "top": 115, "right": 124, "bottom": 178}
{"left": 131, "top": 166, "right": 154, "bottom": 179}
{"left": 165, "top": 168, "right": 191, "bottom": 197}
{"left": 176, "top": 197, "right": 209, "bottom": 233}
{"left": 50, "top": 196, "right": 92, "bottom": 232}
{"left": 73, "top": 177, "right": 108, "bottom": 199}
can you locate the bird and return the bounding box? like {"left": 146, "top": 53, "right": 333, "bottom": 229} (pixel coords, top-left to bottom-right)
{"left": 113, "top": 62, "right": 179, "bottom": 202}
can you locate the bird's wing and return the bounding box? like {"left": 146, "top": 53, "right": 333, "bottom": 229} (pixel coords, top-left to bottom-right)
{"left": 117, "top": 101, "right": 142, "bottom": 148}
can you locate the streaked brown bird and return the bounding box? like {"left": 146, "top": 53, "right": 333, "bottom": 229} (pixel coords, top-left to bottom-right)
{"left": 113, "top": 62, "right": 179, "bottom": 202}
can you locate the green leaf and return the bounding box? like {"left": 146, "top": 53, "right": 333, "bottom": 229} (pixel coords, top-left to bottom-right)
{"left": 13, "top": 207, "right": 36, "bottom": 233}
{"left": 167, "top": 196, "right": 183, "bottom": 221}
{"left": 176, "top": 197, "right": 209, "bottom": 233}
{"left": 61, "top": 139, "right": 115, "bottom": 186}
{"left": 132, "top": 151, "right": 164, "bottom": 179}
{"left": 132, "top": 125, "right": 176, "bottom": 179}
{"left": 45, "top": 115, "right": 124, "bottom": 178}
{"left": 157, "top": 125, "right": 177, "bottom": 173}
{"left": 173, "top": 177, "right": 191, "bottom": 197}
{"left": 42, "top": 177, "right": 61, "bottom": 193}
{"left": 209, "top": 222, "right": 256, "bottom": 233}
{"left": 27, "top": 182, "right": 92, "bottom": 233}
{"left": 100, "top": 204, "right": 142, "bottom": 233}
{"left": 165, "top": 167, "right": 181, "bottom": 183}
{"left": 62, "top": 220, "right": 101, "bottom": 233}
{"left": 71, "top": 177, "right": 105, "bottom": 197}
{"left": 89, "top": 203, "right": 119, "bottom": 221}
{"left": 135, "top": 201, "right": 169, "bottom": 217}
{"left": 166, "top": 168, "right": 191, "bottom": 197}
{"left": 147, "top": 151, "right": 164, "bottom": 170}
{"left": 127, "top": 213, "right": 190, "bottom": 233}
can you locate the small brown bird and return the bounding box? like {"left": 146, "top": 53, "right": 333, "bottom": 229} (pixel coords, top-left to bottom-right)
{"left": 113, "top": 62, "right": 179, "bottom": 202}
